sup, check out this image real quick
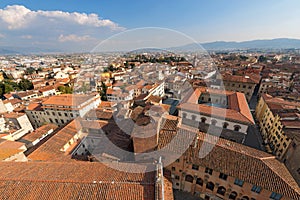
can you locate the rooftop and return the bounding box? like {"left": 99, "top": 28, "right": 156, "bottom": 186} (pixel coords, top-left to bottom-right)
{"left": 0, "top": 161, "right": 157, "bottom": 200}
{"left": 158, "top": 126, "right": 300, "bottom": 199}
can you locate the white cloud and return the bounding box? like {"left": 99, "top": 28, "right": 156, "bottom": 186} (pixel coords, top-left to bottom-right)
{"left": 21, "top": 35, "right": 32, "bottom": 39}
{"left": 0, "top": 5, "right": 123, "bottom": 30}
{"left": 58, "top": 34, "right": 93, "bottom": 42}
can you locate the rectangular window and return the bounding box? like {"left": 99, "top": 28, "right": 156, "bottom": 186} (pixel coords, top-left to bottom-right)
{"left": 251, "top": 185, "right": 262, "bottom": 193}
{"left": 234, "top": 178, "right": 244, "bottom": 187}
{"left": 270, "top": 192, "right": 282, "bottom": 200}
{"left": 205, "top": 167, "right": 213, "bottom": 175}
{"left": 219, "top": 172, "right": 228, "bottom": 180}
{"left": 192, "top": 164, "right": 199, "bottom": 170}
{"left": 172, "top": 167, "right": 175, "bottom": 171}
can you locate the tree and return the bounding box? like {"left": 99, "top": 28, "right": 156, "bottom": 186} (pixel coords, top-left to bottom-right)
{"left": 25, "top": 67, "right": 36, "bottom": 75}
{"left": 99, "top": 81, "right": 107, "bottom": 101}
{"left": 4, "top": 83, "right": 13, "bottom": 94}
{"left": 18, "top": 79, "right": 33, "bottom": 91}
{"left": 58, "top": 85, "right": 73, "bottom": 94}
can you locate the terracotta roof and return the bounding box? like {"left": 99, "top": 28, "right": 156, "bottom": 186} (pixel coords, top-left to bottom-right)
{"left": 42, "top": 94, "right": 98, "bottom": 107}
{"left": 158, "top": 126, "right": 300, "bottom": 199}
{"left": 26, "top": 102, "right": 42, "bottom": 111}
{"left": 223, "top": 74, "right": 261, "bottom": 84}
{"left": 0, "top": 139, "right": 25, "bottom": 160}
{"left": 179, "top": 102, "right": 254, "bottom": 124}
{"left": 3, "top": 98, "right": 22, "bottom": 105}
{"left": 3, "top": 112, "right": 25, "bottom": 119}
{"left": 27, "top": 119, "right": 82, "bottom": 162}
{"left": 0, "top": 161, "right": 156, "bottom": 200}
{"left": 38, "top": 85, "right": 55, "bottom": 93}
{"left": 180, "top": 87, "right": 254, "bottom": 124}
{"left": 146, "top": 95, "right": 162, "bottom": 104}
{"left": 20, "top": 124, "right": 58, "bottom": 143}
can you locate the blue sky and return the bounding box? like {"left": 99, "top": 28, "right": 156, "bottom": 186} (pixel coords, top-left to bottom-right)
{"left": 0, "top": 0, "right": 300, "bottom": 51}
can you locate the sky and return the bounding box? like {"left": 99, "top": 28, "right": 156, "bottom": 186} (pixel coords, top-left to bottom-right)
{"left": 0, "top": 0, "right": 300, "bottom": 52}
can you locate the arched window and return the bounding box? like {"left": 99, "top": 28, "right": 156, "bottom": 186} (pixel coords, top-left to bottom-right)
{"left": 201, "top": 117, "right": 207, "bottom": 123}
{"left": 223, "top": 122, "right": 229, "bottom": 129}
{"left": 206, "top": 182, "right": 214, "bottom": 191}
{"left": 196, "top": 178, "right": 203, "bottom": 186}
{"left": 185, "top": 174, "right": 193, "bottom": 183}
{"left": 211, "top": 119, "right": 217, "bottom": 126}
{"left": 234, "top": 125, "right": 241, "bottom": 132}
{"left": 191, "top": 115, "right": 196, "bottom": 120}
{"left": 229, "top": 191, "right": 238, "bottom": 200}
{"left": 241, "top": 196, "right": 249, "bottom": 200}
{"left": 217, "top": 186, "right": 226, "bottom": 196}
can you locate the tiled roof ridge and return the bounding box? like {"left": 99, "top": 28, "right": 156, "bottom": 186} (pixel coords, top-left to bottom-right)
{"left": 236, "top": 92, "right": 255, "bottom": 124}
{"left": 179, "top": 126, "right": 272, "bottom": 159}
{"left": 0, "top": 178, "right": 154, "bottom": 185}
{"left": 177, "top": 127, "right": 300, "bottom": 198}
{"left": 261, "top": 159, "right": 300, "bottom": 195}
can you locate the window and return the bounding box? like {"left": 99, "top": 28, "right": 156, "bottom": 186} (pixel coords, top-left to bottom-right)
{"left": 49, "top": 118, "right": 53, "bottom": 123}
{"left": 206, "top": 182, "right": 214, "bottom": 191}
{"left": 61, "top": 119, "right": 64, "bottom": 124}
{"left": 234, "top": 178, "right": 244, "bottom": 187}
{"left": 64, "top": 113, "right": 68, "bottom": 117}
{"left": 52, "top": 112, "right": 56, "bottom": 116}
{"left": 297, "top": 168, "right": 300, "bottom": 175}
{"left": 251, "top": 185, "right": 262, "bottom": 193}
{"left": 58, "top": 112, "right": 62, "bottom": 116}
{"left": 191, "top": 115, "right": 196, "bottom": 120}
{"left": 185, "top": 175, "right": 193, "bottom": 183}
{"left": 172, "top": 167, "right": 175, "bottom": 171}
{"left": 182, "top": 112, "right": 187, "bottom": 118}
{"left": 196, "top": 178, "right": 203, "bottom": 186}
{"left": 70, "top": 113, "right": 74, "bottom": 118}
{"left": 219, "top": 173, "right": 228, "bottom": 180}
{"left": 217, "top": 186, "right": 226, "bottom": 196}
{"left": 175, "top": 175, "right": 180, "bottom": 180}
{"left": 223, "top": 122, "right": 229, "bottom": 129}
{"left": 175, "top": 159, "right": 180, "bottom": 163}
{"left": 270, "top": 192, "right": 282, "bottom": 200}
{"left": 283, "top": 143, "right": 287, "bottom": 148}
{"left": 201, "top": 117, "right": 207, "bottom": 123}
{"left": 234, "top": 125, "right": 241, "bottom": 132}
{"left": 243, "top": 85, "right": 246, "bottom": 88}
{"left": 205, "top": 167, "right": 213, "bottom": 175}
{"left": 192, "top": 164, "right": 199, "bottom": 170}
{"left": 211, "top": 119, "right": 217, "bottom": 126}
{"left": 229, "top": 191, "right": 238, "bottom": 200}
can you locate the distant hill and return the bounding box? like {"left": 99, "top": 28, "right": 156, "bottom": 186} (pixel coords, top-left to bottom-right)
{"left": 2, "top": 38, "right": 300, "bottom": 54}
{"left": 170, "top": 38, "right": 300, "bottom": 51}
{"left": 0, "top": 46, "right": 62, "bottom": 55}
